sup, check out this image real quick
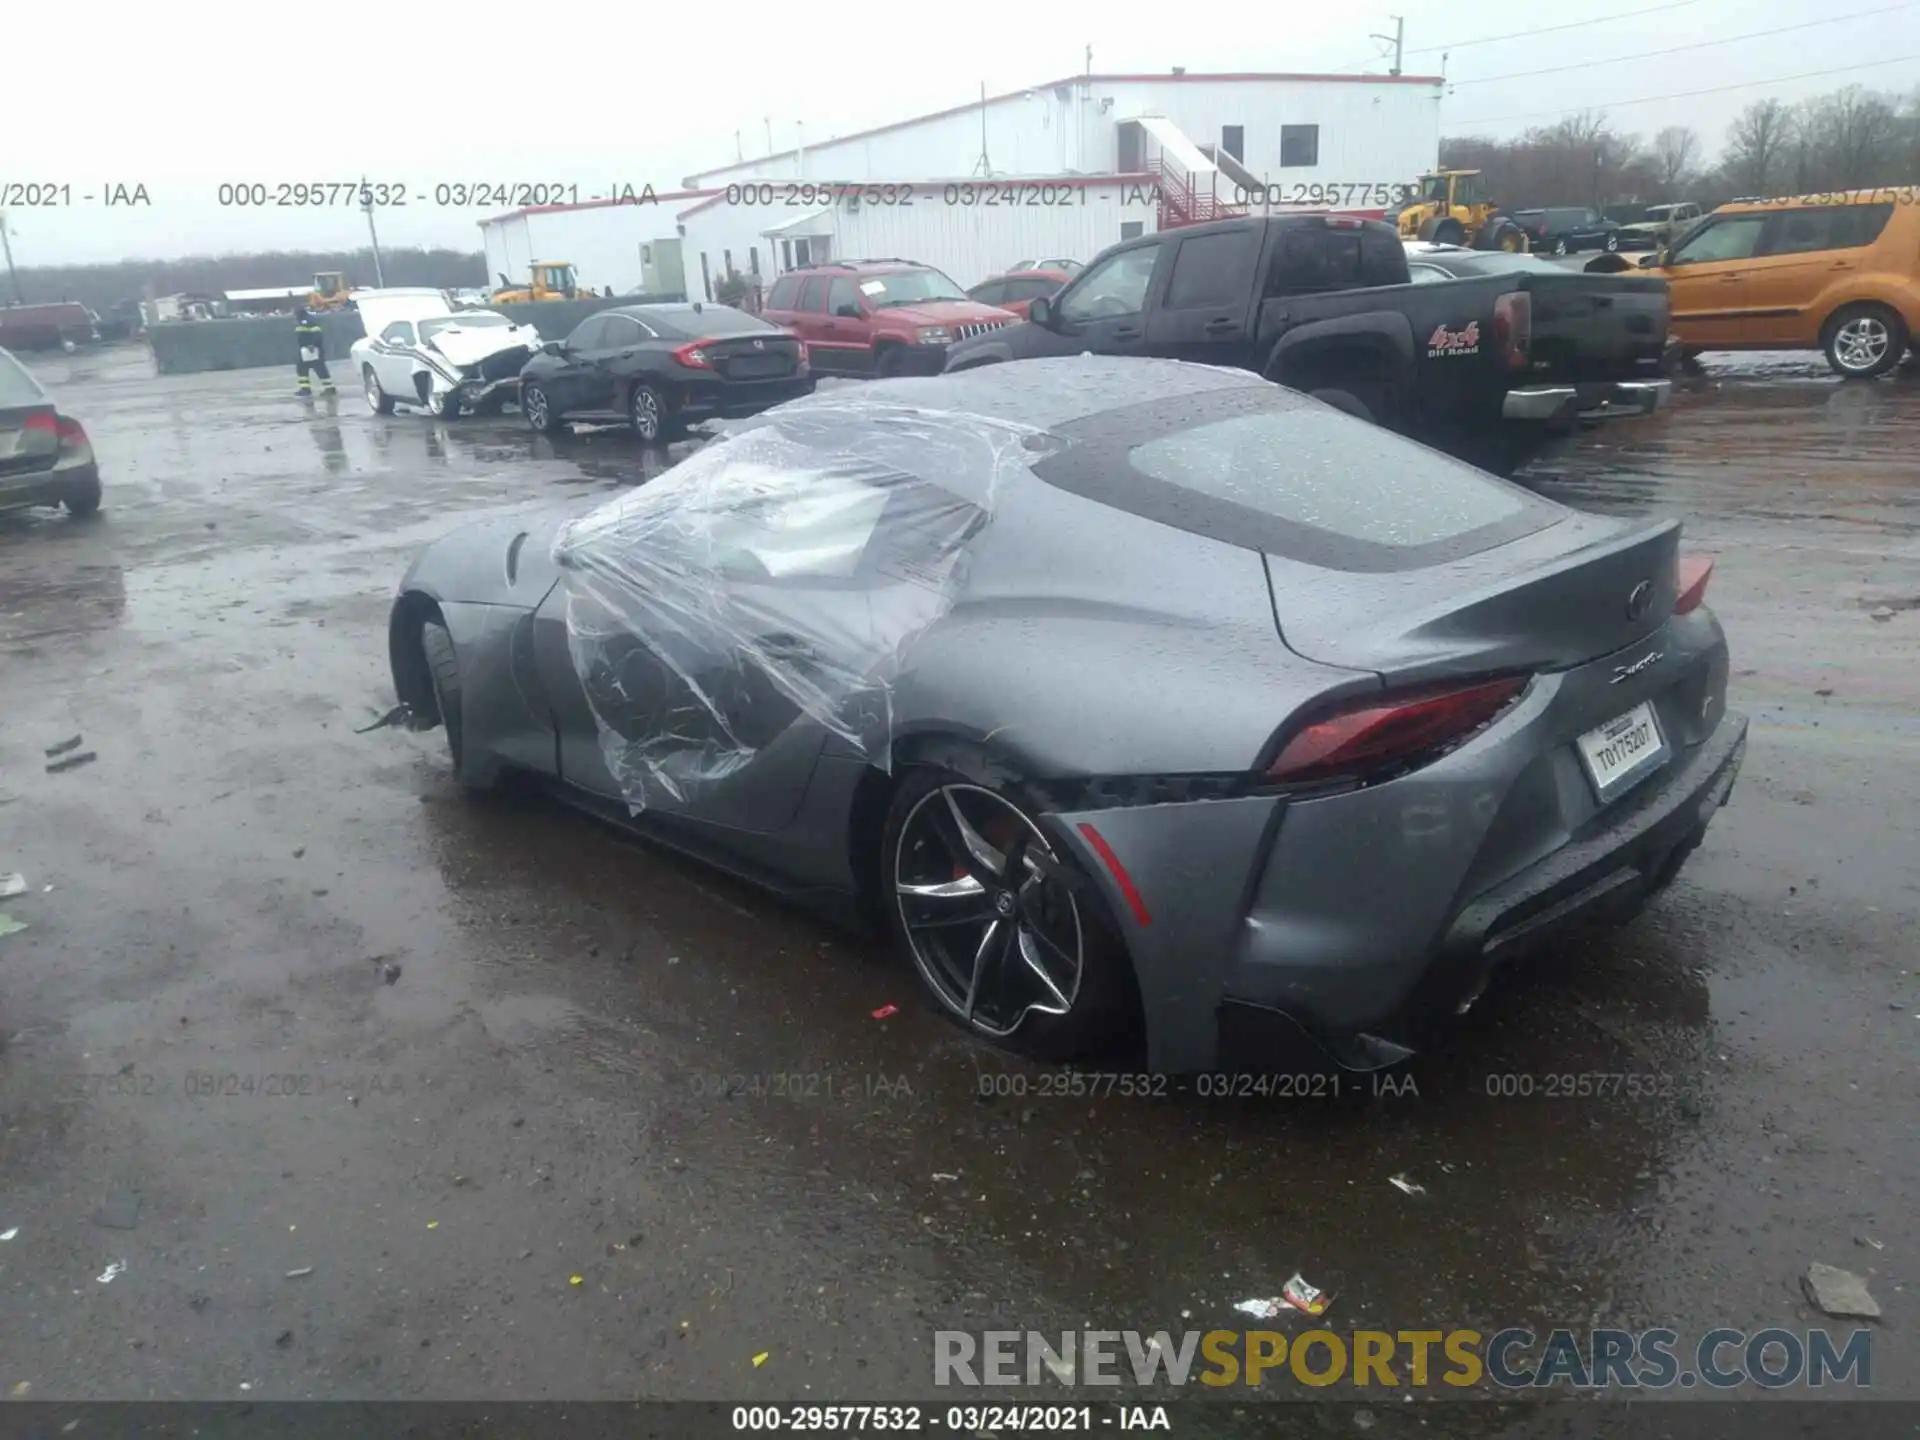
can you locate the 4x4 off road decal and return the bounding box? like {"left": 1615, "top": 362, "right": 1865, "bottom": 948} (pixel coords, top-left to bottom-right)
{"left": 1427, "top": 321, "right": 1481, "bottom": 357}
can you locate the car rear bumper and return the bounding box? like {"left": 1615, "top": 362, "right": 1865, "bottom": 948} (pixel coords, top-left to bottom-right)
{"left": 1047, "top": 599, "right": 1742, "bottom": 1074}
{"left": 0, "top": 458, "right": 99, "bottom": 511}
{"left": 677, "top": 374, "right": 816, "bottom": 420}
{"left": 1503, "top": 378, "right": 1670, "bottom": 422}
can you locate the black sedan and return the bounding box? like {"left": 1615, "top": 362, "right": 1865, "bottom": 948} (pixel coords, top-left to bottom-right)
{"left": 518, "top": 303, "right": 814, "bottom": 442}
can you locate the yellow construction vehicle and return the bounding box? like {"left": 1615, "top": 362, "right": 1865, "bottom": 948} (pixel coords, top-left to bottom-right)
{"left": 491, "top": 262, "right": 582, "bottom": 303}
{"left": 1392, "top": 171, "right": 1530, "bottom": 252}
{"left": 307, "top": 271, "right": 356, "bottom": 311}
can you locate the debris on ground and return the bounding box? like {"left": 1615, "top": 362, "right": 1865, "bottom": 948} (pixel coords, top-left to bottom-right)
{"left": 97, "top": 1260, "right": 126, "bottom": 1284}
{"left": 355, "top": 704, "right": 416, "bottom": 734}
{"left": 1869, "top": 607, "right": 1895, "bottom": 622}
{"left": 0, "top": 914, "right": 28, "bottom": 939}
{"left": 44, "top": 736, "right": 84, "bottom": 757}
{"left": 1282, "top": 1273, "right": 1333, "bottom": 1316}
{"left": 569, "top": 1274, "right": 584, "bottom": 1287}
{"left": 752, "top": 1351, "right": 770, "bottom": 1368}
{"left": 45, "top": 751, "right": 98, "bottom": 775}
{"left": 0, "top": 874, "right": 25, "bottom": 899}
{"left": 1388, "top": 1174, "right": 1425, "bottom": 1196}
{"left": 93, "top": 1191, "right": 141, "bottom": 1230}
{"left": 382, "top": 962, "right": 402, "bottom": 985}
{"left": 1234, "top": 1297, "right": 1284, "bottom": 1320}
{"left": 932, "top": 1172, "right": 960, "bottom": 1182}
{"left": 285, "top": 1266, "right": 314, "bottom": 1278}
{"left": 275, "top": 1330, "right": 294, "bottom": 1348}
{"left": 1803, "top": 1263, "right": 1880, "bottom": 1318}
{"left": 1856, "top": 1235, "right": 1885, "bottom": 1251}
{"left": 0, "top": 1227, "right": 17, "bottom": 1241}
{"left": 9, "top": 1383, "right": 28, "bottom": 1397}
{"left": 871, "top": 1004, "right": 899, "bottom": 1020}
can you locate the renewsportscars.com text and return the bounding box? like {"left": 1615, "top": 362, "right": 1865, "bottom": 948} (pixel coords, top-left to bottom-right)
{"left": 934, "top": 1327, "right": 1872, "bottom": 1390}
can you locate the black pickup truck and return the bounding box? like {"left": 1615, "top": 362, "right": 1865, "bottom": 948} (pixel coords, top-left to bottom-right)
{"left": 944, "top": 215, "right": 1673, "bottom": 473}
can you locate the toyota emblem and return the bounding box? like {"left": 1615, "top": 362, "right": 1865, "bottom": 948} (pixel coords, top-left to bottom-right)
{"left": 1625, "top": 580, "right": 1654, "bottom": 621}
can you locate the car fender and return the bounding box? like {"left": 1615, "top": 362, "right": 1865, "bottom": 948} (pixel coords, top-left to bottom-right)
{"left": 1263, "top": 312, "right": 1416, "bottom": 389}
{"left": 1811, "top": 277, "right": 1920, "bottom": 338}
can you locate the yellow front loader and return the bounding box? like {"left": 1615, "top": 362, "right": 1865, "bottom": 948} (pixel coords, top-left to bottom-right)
{"left": 1392, "top": 171, "right": 1529, "bottom": 252}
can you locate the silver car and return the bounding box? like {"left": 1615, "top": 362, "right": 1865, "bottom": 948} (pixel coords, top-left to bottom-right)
{"left": 383, "top": 357, "right": 1747, "bottom": 1073}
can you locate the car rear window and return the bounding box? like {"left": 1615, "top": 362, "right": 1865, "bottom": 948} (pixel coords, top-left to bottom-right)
{"left": 0, "top": 349, "right": 48, "bottom": 406}
{"left": 1031, "top": 385, "right": 1559, "bottom": 572}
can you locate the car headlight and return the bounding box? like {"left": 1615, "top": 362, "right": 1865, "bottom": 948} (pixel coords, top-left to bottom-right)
{"left": 916, "top": 326, "right": 954, "bottom": 345}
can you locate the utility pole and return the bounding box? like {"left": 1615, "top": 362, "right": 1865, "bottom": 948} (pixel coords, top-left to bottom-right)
{"left": 974, "top": 81, "right": 992, "bottom": 178}
{"left": 0, "top": 212, "right": 19, "bottom": 305}
{"left": 359, "top": 179, "right": 387, "bottom": 287}
{"left": 1371, "top": 15, "right": 1404, "bottom": 76}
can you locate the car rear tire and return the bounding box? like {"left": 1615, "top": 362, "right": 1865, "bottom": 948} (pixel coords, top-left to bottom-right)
{"left": 1308, "top": 386, "right": 1382, "bottom": 425}
{"left": 882, "top": 766, "right": 1137, "bottom": 1062}
{"left": 63, "top": 473, "right": 103, "bottom": 518}
{"left": 522, "top": 382, "right": 563, "bottom": 433}
{"left": 628, "top": 382, "right": 672, "bottom": 442}
{"left": 1604, "top": 233, "right": 1621, "bottom": 253}
{"left": 1822, "top": 303, "right": 1907, "bottom": 379}
{"left": 1552, "top": 236, "right": 1570, "bottom": 256}
{"left": 419, "top": 620, "right": 467, "bottom": 777}
{"left": 364, "top": 366, "right": 396, "bottom": 416}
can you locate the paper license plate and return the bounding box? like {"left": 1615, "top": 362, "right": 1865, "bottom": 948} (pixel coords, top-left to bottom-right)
{"left": 1576, "top": 701, "right": 1667, "bottom": 800}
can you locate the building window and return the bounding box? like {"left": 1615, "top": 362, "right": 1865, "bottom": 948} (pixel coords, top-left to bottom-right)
{"left": 699, "top": 252, "right": 713, "bottom": 301}
{"left": 1120, "top": 221, "right": 1145, "bottom": 241}
{"left": 641, "top": 244, "right": 652, "bottom": 264}
{"left": 1221, "top": 125, "right": 1244, "bottom": 162}
{"left": 723, "top": 249, "right": 733, "bottom": 275}
{"left": 1280, "top": 124, "right": 1319, "bottom": 168}
{"left": 749, "top": 247, "right": 761, "bottom": 276}
{"left": 780, "top": 240, "right": 793, "bottom": 270}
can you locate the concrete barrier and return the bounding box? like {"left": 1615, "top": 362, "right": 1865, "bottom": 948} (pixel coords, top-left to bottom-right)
{"left": 147, "top": 294, "right": 689, "bottom": 376}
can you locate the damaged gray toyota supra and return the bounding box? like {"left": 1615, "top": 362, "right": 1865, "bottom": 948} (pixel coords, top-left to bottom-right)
{"left": 384, "top": 356, "right": 1748, "bottom": 1073}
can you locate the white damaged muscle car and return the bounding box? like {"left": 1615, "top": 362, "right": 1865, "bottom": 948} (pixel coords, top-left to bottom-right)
{"left": 350, "top": 288, "right": 541, "bottom": 419}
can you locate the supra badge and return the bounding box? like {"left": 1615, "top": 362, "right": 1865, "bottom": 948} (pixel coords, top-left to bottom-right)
{"left": 1612, "top": 650, "right": 1664, "bottom": 684}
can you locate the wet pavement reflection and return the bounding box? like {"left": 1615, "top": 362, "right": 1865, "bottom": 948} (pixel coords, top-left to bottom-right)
{"left": 0, "top": 344, "right": 1913, "bottom": 1405}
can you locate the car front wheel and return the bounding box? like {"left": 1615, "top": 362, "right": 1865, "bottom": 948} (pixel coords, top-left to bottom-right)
{"left": 882, "top": 767, "right": 1135, "bottom": 1061}
{"left": 522, "top": 382, "right": 562, "bottom": 433}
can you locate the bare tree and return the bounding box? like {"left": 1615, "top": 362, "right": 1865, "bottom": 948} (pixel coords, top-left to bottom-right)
{"left": 1652, "top": 126, "right": 1701, "bottom": 194}
{"left": 1722, "top": 99, "right": 1790, "bottom": 197}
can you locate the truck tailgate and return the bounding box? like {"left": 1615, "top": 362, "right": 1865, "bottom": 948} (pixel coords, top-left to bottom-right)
{"left": 1521, "top": 273, "right": 1669, "bottom": 382}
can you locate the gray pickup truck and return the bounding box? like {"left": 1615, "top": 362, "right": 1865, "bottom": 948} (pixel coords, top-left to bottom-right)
{"left": 945, "top": 215, "right": 1673, "bottom": 474}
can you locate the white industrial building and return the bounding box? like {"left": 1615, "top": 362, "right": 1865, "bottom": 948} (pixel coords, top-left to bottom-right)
{"left": 479, "top": 70, "right": 1443, "bottom": 302}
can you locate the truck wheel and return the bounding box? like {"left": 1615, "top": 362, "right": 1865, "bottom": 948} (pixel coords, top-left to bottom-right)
{"left": 1308, "top": 387, "right": 1381, "bottom": 425}
{"left": 1420, "top": 218, "right": 1465, "bottom": 247}
{"left": 1822, "top": 303, "right": 1907, "bottom": 379}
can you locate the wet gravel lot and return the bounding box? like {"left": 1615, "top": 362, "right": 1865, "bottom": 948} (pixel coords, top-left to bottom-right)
{"left": 1, "top": 345, "right": 1915, "bottom": 1416}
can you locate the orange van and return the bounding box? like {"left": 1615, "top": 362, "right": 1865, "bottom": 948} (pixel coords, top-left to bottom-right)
{"left": 1634, "top": 188, "right": 1920, "bottom": 377}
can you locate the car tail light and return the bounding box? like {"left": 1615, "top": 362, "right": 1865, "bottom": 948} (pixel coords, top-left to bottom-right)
{"left": 55, "top": 415, "right": 90, "bottom": 454}
{"left": 1492, "top": 290, "right": 1532, "bottom": 368}
{"left": 1264, "top": 676, "right": 1529, "bottom": 787}
{"left": 1674, "top": 555, "right": 1714, "bottom": 615}
{"left": 1322, "top": 214, "right": 1365, "bottom": 228}
{"left": 796, "top": 340, "right": 810, "bottom": 370}
{"left": 22, "top": 412, "right": 57, "bottom": 439}
{"left": 673, "top": 340, "right": 715, "bottom": 370}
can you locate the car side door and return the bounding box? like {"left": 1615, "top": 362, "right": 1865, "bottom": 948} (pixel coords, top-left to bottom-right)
{"left": 590, "top": 314, "right": 648, "bottom": 413}
{"left": 1734, "top": 204, "right": 1891, "bottom": 348}
{"left": 823, "top": 277, "right": 878, "bottom": 374}
{"left": 376, "top": 321, "right": 417, "bottom": 395}
{"left": 1660, "top": 212, "right": 1771, "bottom": 349}
{"left": 1045, "top": 238, "right": 1169, "bottom": 356}
{"left": 1143, "top": 225, "right": 1262, "bottom": 367}
{"left": 546, "top": 315, "right": 608, "bottom": 412}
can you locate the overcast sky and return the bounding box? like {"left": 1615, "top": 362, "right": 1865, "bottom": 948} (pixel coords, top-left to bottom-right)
{"left": 9, "top": 0, "right": 1916, "bottom": 265}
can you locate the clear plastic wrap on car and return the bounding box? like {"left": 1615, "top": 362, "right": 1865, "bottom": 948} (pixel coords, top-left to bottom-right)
{"left": 551, "top": 394, "right": 1037, "bottom": 812}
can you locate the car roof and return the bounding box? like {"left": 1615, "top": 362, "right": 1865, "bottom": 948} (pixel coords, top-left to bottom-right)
{"left": 1714, "top": 188, "right": 1905, "bottom": 215}
{"left": 979, "top": 268, "right": 1074, "bottom": 283}
{"left": 775, "top": 355, "right": 1271, "bottom": 432}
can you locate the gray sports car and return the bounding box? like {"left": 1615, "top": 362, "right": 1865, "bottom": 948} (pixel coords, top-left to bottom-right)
{"left": 385, "top": 357, "right": 1747, "bottom": 1073}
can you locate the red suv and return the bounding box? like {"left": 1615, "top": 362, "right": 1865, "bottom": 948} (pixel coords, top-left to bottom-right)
{"left": 761, "top": 260, "right": 1016, "bottom": 378}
